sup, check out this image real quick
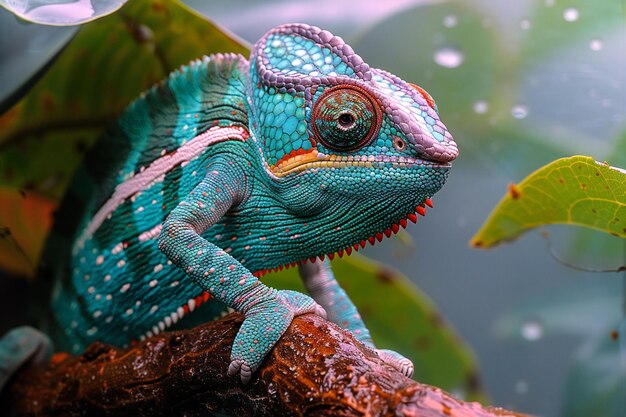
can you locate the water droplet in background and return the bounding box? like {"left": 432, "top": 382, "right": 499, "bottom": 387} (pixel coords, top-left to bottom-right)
{"left": 443, "top": 14, "right": 458, "bottom": 28}
{"left": 521, "top": 320, "right": 544, "bottom": 341}
{"left": 433, "top": 46, "right": 464, "bottom": 68}
{"left": 511, "top": 104, "right": 529, "bottom": 119}
{"left": 563, "top": 8, "right": 579, "bottom": 22}
{"left": 589, "top": 39, "right": 603, "bottom": 51}
{"left": 520, "top": 19, "right": 531, "bottom": 30}
{"left": 515, "top": 380, "right": 529, "bottom": 395}
{"left": 473, "top": 101, "right": 489, "bottom": 114}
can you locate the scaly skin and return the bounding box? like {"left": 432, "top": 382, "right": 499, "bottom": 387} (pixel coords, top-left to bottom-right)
{"left": 2, "top": 24, "right": 458, "bottom": 385}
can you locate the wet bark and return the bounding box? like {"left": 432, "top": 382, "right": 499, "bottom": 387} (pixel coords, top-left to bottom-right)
{"left": 2, "top": 313, "right": 529, "bottom": 417}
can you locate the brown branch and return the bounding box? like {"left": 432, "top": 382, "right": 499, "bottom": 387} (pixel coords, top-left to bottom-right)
{"left": 1, "top": 314, "right": 529, "bottom": 417}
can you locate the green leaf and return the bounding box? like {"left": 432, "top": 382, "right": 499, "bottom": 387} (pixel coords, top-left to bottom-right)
{"left": 0, "top": 0, "right": 248, "bottom": 276}
{"left": 471, "top": 156, "right": 626, "bottom": 248}
{"left": 0, "top": 0, "right": 247, "bottom": 198}
{"left": 0, "top": 0, "right": 127, "bottom": 26}
{"left": 264, "top": 254, "right": 483, "bottom": 399}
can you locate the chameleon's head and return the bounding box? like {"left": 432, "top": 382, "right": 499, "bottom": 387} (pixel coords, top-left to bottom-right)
{"left": 247, "top": 24, "right": 458, "bottom": 257}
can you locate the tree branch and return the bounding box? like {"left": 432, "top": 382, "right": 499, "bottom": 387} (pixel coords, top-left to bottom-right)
{"left": 2, "top": 314, "right": 529, "bottom": 417}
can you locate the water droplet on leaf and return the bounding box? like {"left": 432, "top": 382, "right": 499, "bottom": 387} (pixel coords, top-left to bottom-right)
{"left": 267, "top": 382, "right": 277, "bottom": 395}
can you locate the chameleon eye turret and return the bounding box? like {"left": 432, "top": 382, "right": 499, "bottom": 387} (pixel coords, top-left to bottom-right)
{"left": 311, "top": 85, "right": 382, "bottom": 152}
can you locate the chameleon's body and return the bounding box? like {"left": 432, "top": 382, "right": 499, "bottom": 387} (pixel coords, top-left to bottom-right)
{"left": 5, "top": 24, "right": 457, "bottom": 383}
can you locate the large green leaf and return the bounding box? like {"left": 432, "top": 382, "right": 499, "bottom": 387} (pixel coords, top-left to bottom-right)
{"left": 471, "top": 156, "right": 626, "bottom": 248}
{"left": 567, "top": 132, "right": 626, "bottom": 265}
{"left": 0, "top": 0, "right": 247, "bottom": 198}
{"left": 0, "top": 0, "right": 247, "bottom": 276}
{"left": 264, "top": 254, "right": 483, "bottom": 399}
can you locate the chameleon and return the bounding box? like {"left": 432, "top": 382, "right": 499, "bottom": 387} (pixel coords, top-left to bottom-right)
{"left": 0, "top": 23, "right": 457, "bottom": 386}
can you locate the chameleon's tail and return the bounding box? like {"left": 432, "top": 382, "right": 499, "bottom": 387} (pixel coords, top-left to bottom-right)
{"left": 0, "top": 326, "right": 52, "bottom": 392}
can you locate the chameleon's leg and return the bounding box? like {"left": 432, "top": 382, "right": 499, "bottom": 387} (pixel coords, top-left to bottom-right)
{"left": 299, "top": 260, "right": 414, "bottom": 378}
{"left": 159, "top": 162, "right": 325, "bottom": 383}
{"left": 0, "top": 327, "right": 52, "bottom": 391}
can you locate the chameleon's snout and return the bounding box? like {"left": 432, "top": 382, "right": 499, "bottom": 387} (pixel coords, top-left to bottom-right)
{"left": 404, "top": 115, "right": 458, "bottom": 164}
{"left": 423, "top": 131, "right": 458, "bottom": 164}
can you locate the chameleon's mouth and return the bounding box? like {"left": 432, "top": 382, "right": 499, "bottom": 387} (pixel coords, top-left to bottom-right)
{"left": 268, "top": 149, "right": 451, "bottom": 177}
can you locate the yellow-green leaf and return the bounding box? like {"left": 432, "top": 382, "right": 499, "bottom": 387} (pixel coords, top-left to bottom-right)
{"left": 471, "top": 156, "right": 626, "bottom": 248}
{"left": 264, "top": 254, "right": 483, "bottom": 399}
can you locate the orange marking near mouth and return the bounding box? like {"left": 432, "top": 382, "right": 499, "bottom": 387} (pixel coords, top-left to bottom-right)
{"left": 274, "top": 148, "right": 311, "bottom": 165}
{"left": 270, "top": 148, "right": 319, "bottom": 173}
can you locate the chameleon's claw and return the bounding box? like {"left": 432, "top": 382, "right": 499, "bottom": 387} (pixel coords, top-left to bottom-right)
{"left": 376, "top": 348, "right": 414, "bottom": 378}
{"left": 227, "top": 359, "right": 241, "bottom": 377}
{"left": 239, "top": 362, "right": 252, "bottom": 384}
{"left": 230, "top": 289, "right": 325, "bottom": 384}
{"left": 228, "top": 359, "right": 253, "bottom": 384}
{"left": 313, "top": 304, "right": 328, "bottom": 320}
{"left": 399, "top": 359, "right": 415, "bottom": 378}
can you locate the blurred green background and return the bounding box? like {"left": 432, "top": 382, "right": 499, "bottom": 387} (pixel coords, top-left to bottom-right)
{"left": 0, "top": 1, "right": 624, "bottom": 416}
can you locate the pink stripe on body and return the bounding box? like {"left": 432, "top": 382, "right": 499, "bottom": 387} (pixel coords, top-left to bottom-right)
{"left": 74, "top": 126, "right": 249, "bottom": 251}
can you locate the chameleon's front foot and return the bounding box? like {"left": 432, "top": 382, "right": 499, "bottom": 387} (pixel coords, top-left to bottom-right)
{"left": 228, "top": 289, "right": 326, "bottom": 384}
{"left": 375, "top": 348, "right": 414, "bottom": 378}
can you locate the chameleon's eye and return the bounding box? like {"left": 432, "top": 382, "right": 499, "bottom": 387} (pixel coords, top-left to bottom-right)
{"left": 311, "top": 85, "right": 382, "bottom": 151}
